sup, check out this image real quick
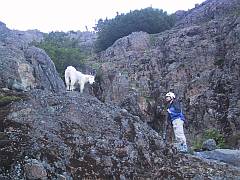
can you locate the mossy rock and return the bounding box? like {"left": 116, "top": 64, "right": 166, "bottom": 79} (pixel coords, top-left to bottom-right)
{"left": 0, "top": 95, "right": 22, "bottom": 106}
{"left": 192, "top": 129, "right": 226, "bottom": 151}
{"left": 0, "top": 132, "right": 7, "bottom": 140}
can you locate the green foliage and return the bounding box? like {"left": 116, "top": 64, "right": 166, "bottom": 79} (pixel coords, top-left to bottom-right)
{"left": 192, "top": 138, "right": 203, "bottom": 151}
{"left": 0, "top": 95, "right": 22, "bottom": 106}
{"left": 89, "top": 62, "right": 102, "bottom": 70}
{"left": 32, "top": 32, "right": 87, "bottom": 79}
{"left": 94, "top": 7, "right": 176, "bottom": 52}
{"left": 192, "top": 129, "right": 226, "bottom": 150}
{"left": 203, "top": 129, "right": 225, "bottom": 148}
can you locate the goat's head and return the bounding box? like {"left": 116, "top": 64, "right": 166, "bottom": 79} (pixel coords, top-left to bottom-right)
{"left": 88, "top": 75, "right": 95, "bottom": 84}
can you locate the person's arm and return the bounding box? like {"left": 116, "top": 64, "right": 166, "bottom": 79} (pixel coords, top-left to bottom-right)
{"left": 172, "top": 101, "right": 181, "bottom": 113}
{"left": 167, "top": 101, "right": 186, "bottom": 122}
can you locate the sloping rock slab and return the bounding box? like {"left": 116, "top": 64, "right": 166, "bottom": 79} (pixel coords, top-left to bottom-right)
{"left": 194, "top": 149, "right": 240, "bottom": 167}
{"left": 1, "top": 90, "right": 240, "bottom": 179}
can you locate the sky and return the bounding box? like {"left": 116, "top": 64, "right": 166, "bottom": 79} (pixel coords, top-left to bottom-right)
{"left": 0, "top": 0, "right": 206, "bottom": 33}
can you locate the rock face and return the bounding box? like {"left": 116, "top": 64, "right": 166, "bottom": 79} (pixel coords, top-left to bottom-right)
{"left": 66, "top": 31, "right": 97, "bottom": 54}
{"left": 195, "top": 149, "right": 240, "bottom": 167}
{"left": 93, "top": 31, "right": 153, "bottom": 121}
{"left": 176, "top": 0, "right": 240, "bottom": 27}
{"left": 0, "top": 22, "right": 65, "bottom": 92}
{"left": 13, "top": 29, "right": 44, "bottom": 44}
{"left": 91, "top": 0, "right": 240, "bottom": 147}
{"left": 24, "top": 159, "right": 47, "bottom": 180}
{"left": 1, "top": 89, "right": 240, "bottom": 179}
{"left": 1, "top": 0, "right": 240, "bottom": 179}
{"left": 202, "top": 139, "right": 217, "bottom": 151}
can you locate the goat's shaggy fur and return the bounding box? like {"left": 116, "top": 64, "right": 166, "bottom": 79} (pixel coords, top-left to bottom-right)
{"left": 65, "top": 66, "right": 95, "bottom": 93}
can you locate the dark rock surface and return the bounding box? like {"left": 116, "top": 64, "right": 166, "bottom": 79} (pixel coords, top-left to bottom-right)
{"left": 91, "top": 0, "right": 240, "bottom": 148}
{"left": 1, "top": 0, "right": 240, "bottom": 179}
{"left": 194, "top": 149, "right": 240, "bottom": 167}
{"left": 1, "top": 89, "right": 240, "bottom": 179}
{"left": 202, "top": 139, "right": 217, "bottom": 151}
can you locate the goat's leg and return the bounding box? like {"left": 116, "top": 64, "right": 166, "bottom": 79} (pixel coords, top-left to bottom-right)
{"left": 70, "top": 75, "right": 78, "bottom": 91}
{"left": 65, "top": 76, "right": 70, "bottom": 91}
{"left": 80, "top": 81, "right": 85, "bottom": 93}
{"left": 70, "top": 83, "right": 74, "bottom": 91}
{"left": 69, "top": 80, "right": 74, "bottom": 91}
{"left": 66, "top": 82, "right": 70, "bottom": 91}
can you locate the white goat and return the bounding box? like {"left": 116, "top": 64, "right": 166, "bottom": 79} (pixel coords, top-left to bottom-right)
{"left": 64, "top": 66, "right": 95, "bottom": 93}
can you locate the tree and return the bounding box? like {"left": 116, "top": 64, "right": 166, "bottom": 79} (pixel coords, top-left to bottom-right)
{"left": 32, "top": 32, "right": 86, "bottom": 79}
{"left": 94, "top": 7, "right": 175, "bottom": 52}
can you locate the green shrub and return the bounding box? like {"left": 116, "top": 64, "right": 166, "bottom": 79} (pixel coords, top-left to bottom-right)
{"left": 94, "top": 7, "right": 176, "bottom": 52}
{"left": 192, "top": 129, "right": 226, "bottom": 150}
{"left": 32, "top": 32, "right": 88, "bottom": 79}
{"left": 192, "top": 138, "right": 203, "bottom": 151}
{"left": 203, "top": 129, "right": 225, "bottom": 148}
{"left": 0, "top": 95, "right": 22, "bottom": 106}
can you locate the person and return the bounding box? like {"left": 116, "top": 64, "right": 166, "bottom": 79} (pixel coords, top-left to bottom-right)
{"left": 165, "top": 92, "right": 188, "bottom": 153}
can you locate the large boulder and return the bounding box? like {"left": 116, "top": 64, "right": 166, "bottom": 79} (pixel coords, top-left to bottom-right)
{"left": 202, "top": 139, "right": 217, "bottom": 151}
{"left": 195, "top": 149, "right": 240, "bottom": 167}
{"left": 1, "top": 89, "right": 240, "bottom": 179}
{"left": 0, "top": 21, "right": 65, "bottom": 92}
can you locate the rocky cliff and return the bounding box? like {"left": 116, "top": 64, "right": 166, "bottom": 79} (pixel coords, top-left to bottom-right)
{"left": 1, "top": 89, "right": 240, "bottom": 179}
{"left": 13, "top": 29, "right": 44, "bottom": 44}
{"left": 1, "top": 0, "right": 240, "bottom": 179}
{"left": 0, "top": 22, "right": 65, "bottom": 92}
{"left": 91, "top": 0, "right": 240, "bottom": 148}
{"left": 66, "top": 31, "right": 97, "bottom": 54}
